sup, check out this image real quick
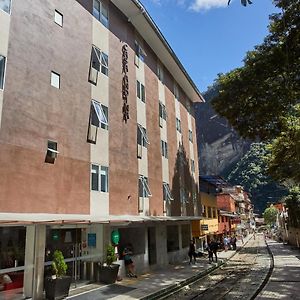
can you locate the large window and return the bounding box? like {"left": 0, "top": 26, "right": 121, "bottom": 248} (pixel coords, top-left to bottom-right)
{"left": 134, "top": 41, "right": 145, "bottom": 66}
{"left": 159, "top": 101, "right": 167, "bottom": 127}
{"left": 93, "top": 0, "right": 108, "bottom": 28}
{"left": 161, "top": 140, "right": 168, "bottom": 158}
{"left": 89, "top": 46, "right": 109, "bottom": 85}
{"left": 87, "top": 100, "right": 108, "bottom": 143}
{"left": 0, "top": 0, "right": 11, "bottom": 14}
{"left": 136, "top": 80, "right": 145, "bottom": 102}
{"left": 91, "top": 164, "right": 108, "bottom": 192}
{"left": 138, "top": 175, "right": 151, "bottom": 198}
{"left": 163, "top": 182, "right": 173, "bottom": 202}
{"left": 137, "top": 124, "right": 149, "bottom": 158}
{"left": 0, "top": 55, "right": 6, "bottom": 90}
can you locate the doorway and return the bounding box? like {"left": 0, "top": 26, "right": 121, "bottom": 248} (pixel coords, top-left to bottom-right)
{"left": 147, "top": 227, "right": 157, "bottom": 265}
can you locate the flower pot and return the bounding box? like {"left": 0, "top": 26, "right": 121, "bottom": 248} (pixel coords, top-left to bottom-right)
{"left": 98, "top": 264, "right": 120, "bottom": 284}
{"left": 44, "top": 276, "right": 72, "bottom": 300}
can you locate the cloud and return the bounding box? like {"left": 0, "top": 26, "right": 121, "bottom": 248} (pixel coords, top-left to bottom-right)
{"left": 189, "top": 0, "right": 229, "bottom": 11}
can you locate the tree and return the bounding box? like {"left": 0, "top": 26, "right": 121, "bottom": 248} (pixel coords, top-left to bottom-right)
{"left": 263, "top": 205, "right": 278, "bottom": 225}
{"left": 212, "top": 0, "right": 300, "bottom": 141}
{"left": 283, "top": 186, "right": 300, "bottom": 228}
{"left": 212, "top": 0, "right": 300, "bottom": 183}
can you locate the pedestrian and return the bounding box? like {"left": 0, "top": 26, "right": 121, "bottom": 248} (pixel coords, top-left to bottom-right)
{"left": 122, "top": 245, "right": 137, "bottom": 278}
{"left": 231, "top": 235, "right": 237, "bottom": 250}
{"left": 207, "top": 240, "right": 214, "bottom": 263}
{"left": 223, "top": 236, "right": 229, "bottom": 251}
{"left": 188, "top": 239, "right": 197, "bottom": 264}
{"left": 210, "top": 239, "right": 218, "bottom": 262}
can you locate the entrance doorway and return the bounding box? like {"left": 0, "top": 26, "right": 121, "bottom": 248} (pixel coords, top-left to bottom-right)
{"left": 147, "top": 227, "right": 156, "bottom": 265}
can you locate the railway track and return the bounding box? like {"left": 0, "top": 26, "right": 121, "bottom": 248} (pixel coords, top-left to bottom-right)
{"left": 161, "top": 234, "right": 271, "bottom": 300}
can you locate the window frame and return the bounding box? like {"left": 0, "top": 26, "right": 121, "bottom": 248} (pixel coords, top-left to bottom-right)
{"left": 0, "top": 55, "right": 6, "bottom": 91}
{"left": 139, "top": 175, "right": 152, "bottom": 198}
{"left": 100, "top": 166, "right": 109, "bottom": 193}
{"left": 91, "top": 164, "right": 109, "bottom": 192}
{"left": 50, "top": 71, "right": 60, "bottom": 89}
{"left": 163, "top": 182, "right": 173, "bottom": 201}
{"left": 176, "top": 117, "right": 182, "bottom": 133}
{"left": 93, "top": 0, "right": 109, "bottom": 28}
{"left": 0, "top": 0, "right": 11, "bottom": 14}
{"left": 161, "top": 140, "right": 168, "bottom": 158}
{"left": 188, "top": 130, "right": 193, "bottom": 142}
{"left": 54, "top": 10, "right": 63, "bottom": 27}
{"left": 136, "top": 80, "right": 145, "bottom": 102}
{"left": 137, "top": 124, "right": 149, "bottom": 147}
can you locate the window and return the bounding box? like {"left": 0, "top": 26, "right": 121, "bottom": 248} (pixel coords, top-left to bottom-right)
{"left": 100, "top": 166, "right": 108, "bottom": 192}
{"left": 191, "top": 159, "right": 195, "bottom": 173}
{"left": 174, "top": 83, "right": 179, "bottom": 99}
{"left": 159, "top": 101, "right": 167, "bottom": 127}
{"left": 137, "top": 124, "right": 149, "bottom": 158}
{"left": 0, "top": 0, "right": 11, "bottom": 14}
{"left": 54, "top": 10, "right": 63, "bottom": 27}
{"left": 157, "top": 63, "right": 164, "bottom": 82}
{"left": 87, "top": 100, "right": 108, "bottom": 143}
{"left": 161, "top": 140, "right": 168, "bottom": 158}
{"left": 93, "top": 0, "right": 108, "bottom": 28}
{"left": 51, "top": 71, "right": 60, "bottom": 89}
{"left": 163, "top": 182, "right": 173, "bottom": 202}
{"left": 188, "top": 130, "right": 193, "bottom": 142}
{"left": 45, "top": 140, "right": 58, "bottom": 164}
{"left": 139, "top": 175, "right": 152, "bottom": 197}
{"left": 134, "top": 41, "right": 145, "bottom": 66}
{"left": 0, "top": 55, "right": 6, "bottom": 90}
{"left": 89, "top": 46, "right": 108, "bottom": 85}
{"left": 136, "top": 80, "right": 145, "bottom": 102}
{"left": 91, "top": 164, "right": 99, "bottom": 191}
{"left": 176, "top": 117, "right": 181, "bottom": 133}
{"left": 91, "top": 164, "right": 109, "bottom": 192}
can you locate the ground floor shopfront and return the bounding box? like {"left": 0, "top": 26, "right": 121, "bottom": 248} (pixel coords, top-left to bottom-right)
{"left": 0, "top": 218, "right": 196, "bottom": 299}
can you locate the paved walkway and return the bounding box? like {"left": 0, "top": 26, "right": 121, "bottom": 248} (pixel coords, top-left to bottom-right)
{"left": 67, "top": 235, "right": 252, "bottom": 300}
{"left": 256, "top": 239, "right": 300, "bottom": 300}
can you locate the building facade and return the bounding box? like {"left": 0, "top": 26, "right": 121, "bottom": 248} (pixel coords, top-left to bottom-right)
{"left": 0, "top": 0, "right": 203, "bottom": 298}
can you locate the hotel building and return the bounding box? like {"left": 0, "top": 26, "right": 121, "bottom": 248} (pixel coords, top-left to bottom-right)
{"left": 0, "top": 0, "right": 204, "bottom": 298}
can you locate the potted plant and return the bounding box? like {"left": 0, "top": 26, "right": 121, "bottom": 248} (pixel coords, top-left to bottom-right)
{"left": 98, "top": 244, "right": 120, "bottom": 284}
{"left": 44, "top": 250, "right": 72, "bottom": 300}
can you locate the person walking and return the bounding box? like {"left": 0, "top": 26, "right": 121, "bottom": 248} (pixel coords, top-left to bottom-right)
{"left": 210, "top": 239, "right": 218, "bottom": 262}
{"left": 188, "top": 239, "right": 197, "bottom": 264}
{"left": 207, "top": 240, "right": 214, "bottom": 263}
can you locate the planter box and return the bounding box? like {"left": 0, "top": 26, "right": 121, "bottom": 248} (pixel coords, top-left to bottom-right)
{"left": 44, "top": 276, "right": 72, "bottom": 300}
{"left": 98, "top": 264, "right": 120, "bottom": 284}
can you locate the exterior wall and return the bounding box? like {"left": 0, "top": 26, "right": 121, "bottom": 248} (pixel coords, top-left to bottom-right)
{"left": 0, "top": 0, "right": 91, "bottom": 214}
{"left": 217, "top": 194, "right": 236, "bottom": 212}
{"left": 199, "top": 192, "right": 218, "bottom": 235}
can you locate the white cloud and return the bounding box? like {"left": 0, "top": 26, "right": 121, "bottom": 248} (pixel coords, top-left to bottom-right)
{"left": 189, "top": 0, "right": 229, "bottom": 11}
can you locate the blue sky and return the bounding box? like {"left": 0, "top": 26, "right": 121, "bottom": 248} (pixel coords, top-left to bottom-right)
{"left": 140, "top": 0, "right": 278, "bottom": 93}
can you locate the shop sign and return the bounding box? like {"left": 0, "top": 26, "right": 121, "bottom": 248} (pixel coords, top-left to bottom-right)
{"left": 111, "top": 230, "right": 120, "bottom": 245}
{"left": 88, "top": 233, "right": 96, "bottom": 247}
{"left": 201, "top": 224, "right": 209, "bottom": 230}
{"left": 122, "top": 44, "right": 129, "bottom": 123}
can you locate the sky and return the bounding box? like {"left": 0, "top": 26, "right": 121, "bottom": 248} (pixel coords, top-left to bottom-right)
{"left": 140, "top": 0, "right": 279, "bottom": 93}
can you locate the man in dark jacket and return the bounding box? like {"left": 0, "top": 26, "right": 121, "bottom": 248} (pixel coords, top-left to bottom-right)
{"left": 210, "top": 240, "right": 219, "bottom": 262}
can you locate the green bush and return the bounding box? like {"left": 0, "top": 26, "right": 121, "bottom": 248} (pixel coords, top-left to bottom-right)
{"left": 51, "top": 250, "right": 67, "bottom": 277}
{"left": 106, "top": 244, "right": 117, "bottom": 265}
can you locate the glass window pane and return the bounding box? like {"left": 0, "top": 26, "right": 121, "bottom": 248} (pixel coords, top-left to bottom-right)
{"left": 51, "top": 71, "right": 60, "bottom": 89}
{"left": 91, "top": 165, "right": 99, "bottom": 191}
{"left": 0, "top": 55, "right": 5, "bottom": 90}
{"left": 101, "top": 52, "right": 108, "bottom": 76}
{"left": 0, "top": 0, "right": 11, "bottom": 14}
{"left": 100, "top": 3, "right": 109, "bottom": 28}
{"left": 93, "top": 0, "right": 100, "bottom": 20}
{"left": 137, "top": 125, "right": 142, "bottom": 145}
{"left": 92, "top": 100, "right": 108, "bottom": 125}
{"left": 100, "top": 105, "right": 108, "bottom": 129}
{"left": 138, "top": 177, "right": 143, "bottom": 197}
{"left": 137, "top": 80, "right": 140, "bottom": 99}
{"left": 100, "top": 166, "right": 108, "bottom": 192}
{"left": 141, "top": 84, "right": 145, "bottom": 102}
{"left": 54, "top": 10, "right": 63, "bottom": 26}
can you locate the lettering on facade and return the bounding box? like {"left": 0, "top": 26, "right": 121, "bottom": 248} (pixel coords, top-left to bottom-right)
{"left": 122, "top": 44, "right": 129, "bottom": 123}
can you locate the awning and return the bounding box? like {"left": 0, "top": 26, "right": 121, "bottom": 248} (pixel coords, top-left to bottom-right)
{"left": 0, "top": 213, "right": 202, "bottom": 226}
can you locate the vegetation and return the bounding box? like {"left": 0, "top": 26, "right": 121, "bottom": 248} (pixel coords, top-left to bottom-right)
{"left": 263, "top": 205, "right": 278, "bottom": 225}
{"left": 51, "top": 250, "right": 67, "bottom": 277}
{"left": 225, "top": 143, "right": 287, "bottom": 212}
{"left": 106, "top": 244, "right": 117, "bottom": 265}
{"left": 212, "top": 0, "right": 300, "bottom": 184}
{"left": 283, "top": 186, "right": 300, "bottom": 228}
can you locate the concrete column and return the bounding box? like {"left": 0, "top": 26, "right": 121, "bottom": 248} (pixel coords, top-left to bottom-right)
{"left": 23, "top": 225, "right": 35, "bottom": 298}
{"left": 32, "top": 225, "right": 46, "bottom": 300}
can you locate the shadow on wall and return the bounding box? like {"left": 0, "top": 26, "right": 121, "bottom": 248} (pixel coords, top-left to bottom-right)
{"left": 170, "top": 143, "right": 200, "bottom": 217}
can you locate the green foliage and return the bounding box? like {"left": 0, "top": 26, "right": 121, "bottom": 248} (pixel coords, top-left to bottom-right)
{"left": 106, "top": 244, "right": 117, "bottom": 265}
{"left": 225, "top": 143, "right": 287, "bottom": 212}
{"left": 265, "top": 104, "right": 300, "bottom": 184}
{"left": 263, "top": 205, "right": 278, "bottom": 225}
{"left": 283, "top": 186, "right": 300, "bottom": 228}
{"left": 212, "top": 0, "right": 300, "bottom": 141}
{"left": 51, "top": 250, "right": 67, "bottom": 277}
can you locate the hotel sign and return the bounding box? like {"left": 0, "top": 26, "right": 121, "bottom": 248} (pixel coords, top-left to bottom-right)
{"left": 122, "top": 44, "right": 129, "bottom": 123}
{"left": 201, "top": 224, "right": 209, "bottom": 231}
